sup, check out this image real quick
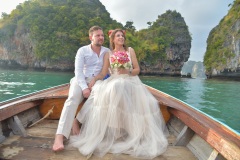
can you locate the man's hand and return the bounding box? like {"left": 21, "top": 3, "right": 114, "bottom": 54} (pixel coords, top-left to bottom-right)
{"left": 82, "top": 88, "right": 91, "bottom": 98}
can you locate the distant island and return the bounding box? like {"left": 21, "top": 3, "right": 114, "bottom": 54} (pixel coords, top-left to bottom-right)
{"left": 0, "top": 0, "right": 191, "bottom": 76}
{"left": 0, "top": 0, "right": 239, "bottom": 80}
{"left": 181, "top": 61, "right": 206, "bottom": 79}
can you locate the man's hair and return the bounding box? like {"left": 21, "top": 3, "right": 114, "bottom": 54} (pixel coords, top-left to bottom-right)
{"left": 89, "top": 26, "right": 102, "bottom": 36}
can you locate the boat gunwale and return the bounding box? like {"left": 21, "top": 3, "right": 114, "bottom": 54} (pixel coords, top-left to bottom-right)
{"left": 0, "top": 83, "right": 69, "bottom": 107}
{"left": 1, "top": 83, "right": 239, "bottom": 139}
{"left": 146, "top": 85, "right": 240, "bottom": 160}
{"left": 0, "top": 84, "right": 239, "bottom": 160}
{"left": 0, "top": 84, "right": 69, "bottom": 121}
{"left": 145, "top": 85, "right": 240, "bottom": 135}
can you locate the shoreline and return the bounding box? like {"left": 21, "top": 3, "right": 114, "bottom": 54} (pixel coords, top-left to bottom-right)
{"left": 1, "top": 67, "right": 240, "bottom": 81}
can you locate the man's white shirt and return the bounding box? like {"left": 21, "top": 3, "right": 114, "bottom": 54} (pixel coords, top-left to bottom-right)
{"left": 75, "top": 44, "right": 110, "bottom": 90}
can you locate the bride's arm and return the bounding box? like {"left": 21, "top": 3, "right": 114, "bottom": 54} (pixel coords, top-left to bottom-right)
{"left": 129, "top": 47, "right": 140, "bottom": 76}
{"left": 88, "top": 52, "right": 110, "bottom": 88}
{"left": 95, "top": 52, "right": 110, "bottom": 80}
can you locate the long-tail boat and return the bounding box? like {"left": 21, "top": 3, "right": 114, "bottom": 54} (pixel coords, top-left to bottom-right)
{"left": 0, "top": 84, "right": 239, "bottom": 160}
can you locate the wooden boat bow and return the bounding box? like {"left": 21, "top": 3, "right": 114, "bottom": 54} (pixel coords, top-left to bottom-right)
{"left": 0, "top": 84, "right": 239, "bottom": 160}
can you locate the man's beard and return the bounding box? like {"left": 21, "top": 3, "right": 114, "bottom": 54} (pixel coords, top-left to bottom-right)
{"left": 95, "top": 43, "right": 102, "bottom": 47}
{"left": 94, "top": 41, "right": 103, "bottom": 47}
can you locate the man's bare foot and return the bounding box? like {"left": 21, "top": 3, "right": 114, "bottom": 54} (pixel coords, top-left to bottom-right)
{"left": 52, "top": 134, "right": 64, "bottom": 151}
{"left": 71, "top": 118, "right": 80, "bottom": 135}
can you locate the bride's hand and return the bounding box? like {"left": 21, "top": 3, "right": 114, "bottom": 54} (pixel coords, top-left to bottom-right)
{"left": 88, "top": 78, "right": 96, "bottom": 90}
{"left": 117, "top": 68, "right": 129, "bottom": 74}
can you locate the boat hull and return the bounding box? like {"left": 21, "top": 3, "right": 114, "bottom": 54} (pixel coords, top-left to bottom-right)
{"left": 0, "top": 84, "right": 239, "bottom": 160}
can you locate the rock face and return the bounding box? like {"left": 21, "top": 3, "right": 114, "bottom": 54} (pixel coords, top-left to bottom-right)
{"left": 204, "top": 0, "right": 240, "bottom": 80}
{"left": 0, "top": 29, "right": 74, "bottom": 71}
{"left": 0, "top": 29, "right": 37, "bottom": 69}
{"left": 140, "top": 10, "right": 191, "bottom": 76}
{"left": 0, "top": 0, "right": 116, "bottom": 71}
{"left": 191, "top": 63, "right": 206, "bottom": 79}
{"left": 181, "top": 61, "right": 206, "bottom": 79}
{"left": 0, "top": 4, "right": 191, "bottom": 74}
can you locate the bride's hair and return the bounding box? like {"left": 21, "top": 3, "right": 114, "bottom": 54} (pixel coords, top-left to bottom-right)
{"left": 109, "top": 29, "right": 127, "bottom": 51}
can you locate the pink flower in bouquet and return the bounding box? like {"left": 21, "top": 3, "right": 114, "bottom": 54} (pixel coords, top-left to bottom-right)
{"left": 110, "top": 51, "right": 131, "bottom": 69}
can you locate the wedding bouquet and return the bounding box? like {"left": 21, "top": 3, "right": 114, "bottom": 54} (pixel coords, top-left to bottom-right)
{"left": 110, "top": 51, "right": 131, "bottom": 69}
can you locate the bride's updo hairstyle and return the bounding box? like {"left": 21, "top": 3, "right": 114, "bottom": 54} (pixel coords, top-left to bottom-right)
{"left": 108, "top": 29, "right": 127, "bottom": 51}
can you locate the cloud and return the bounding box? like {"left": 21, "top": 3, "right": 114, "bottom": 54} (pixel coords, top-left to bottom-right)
{"left": 100, "top": 0, "right": 233, "bottom": 61}
{"left": 1, "top": 0, "right": 234, "bottom": 61}
{"left": 0, "top": 0, "right": 26, "bottom": 14}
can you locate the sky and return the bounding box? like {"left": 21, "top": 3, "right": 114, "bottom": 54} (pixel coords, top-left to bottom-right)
{"left": 0, "top": 0, "right": 234, "bottom": 62}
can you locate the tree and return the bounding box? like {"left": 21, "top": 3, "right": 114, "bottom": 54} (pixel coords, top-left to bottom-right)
{"left": 1, "top": 12, "right": 8, "bottom": 19}
{"left": 147, "top": 22, "right": 152, "bottom": 28}
{"left": 124, "top": 21, "right": 136, "bottom": 33}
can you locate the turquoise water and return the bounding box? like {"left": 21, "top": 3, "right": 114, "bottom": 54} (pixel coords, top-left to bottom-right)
{"left": 0, "top": 69, "right": 73, "bottom": 101}
{"left": 141, "top": 76, "right": 240, "bottom": 133}
{"left": 0, "top": 69, "right": 239, "bottom": 133}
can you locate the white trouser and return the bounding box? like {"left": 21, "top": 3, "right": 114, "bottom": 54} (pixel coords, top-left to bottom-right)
{"left": 56, "top": 77, "right": 92, "bottom": 138}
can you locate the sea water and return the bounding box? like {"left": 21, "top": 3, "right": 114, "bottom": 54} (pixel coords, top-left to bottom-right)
{"left": 0, "top": 69, "right": 239, "bottom": 133}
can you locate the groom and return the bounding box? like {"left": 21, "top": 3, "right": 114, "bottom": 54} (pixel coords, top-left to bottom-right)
{"left": 52, "top": 26, "right": 110, "bottom": 151}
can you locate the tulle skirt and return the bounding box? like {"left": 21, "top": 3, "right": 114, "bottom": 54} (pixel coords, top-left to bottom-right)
{"left": 69, "top": 74, "right": 168, "bottom": 159}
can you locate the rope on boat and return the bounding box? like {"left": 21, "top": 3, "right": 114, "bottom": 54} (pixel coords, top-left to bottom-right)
{"left": 28, "top": 106, "right": 55, "bottom": 128}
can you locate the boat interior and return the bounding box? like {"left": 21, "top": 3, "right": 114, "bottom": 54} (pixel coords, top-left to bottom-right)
{"left": 0, "top": 84, "right": 239, "bottom": 160}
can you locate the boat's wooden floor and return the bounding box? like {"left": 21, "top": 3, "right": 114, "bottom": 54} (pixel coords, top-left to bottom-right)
{"left": 0, "top": 120, "right": 197, "bottom": 160}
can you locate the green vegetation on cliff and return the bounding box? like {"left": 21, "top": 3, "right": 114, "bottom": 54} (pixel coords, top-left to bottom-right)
{"left": 0, "top": 0, "right": 122, "bottom": 62}
{"left": 204, "top": 0, "right": 240, "bottom": 73}
{"left": 0, "top": 0, "right": 191, "bottom": 72}
{"left": 136, "top": 10, "right": 191, "bottom": 64}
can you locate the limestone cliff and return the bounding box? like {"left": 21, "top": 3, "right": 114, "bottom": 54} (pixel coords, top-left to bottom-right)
{"left": 0, "top": 2, "right": 191, "bottom": 74}
{"left": 181, "top": 61, "right": 206, "bottom": 79}
{"left": 139, "top": 10, "right": 191, "bottom": 76}
{"left": 0, "top": 28, "right": 47, "bottom": 70}
{"left": 204, "top": 0, "right": 240, "bottom": 80}
{"left": 0, "top": 0, "right": 120, "bottom": 71}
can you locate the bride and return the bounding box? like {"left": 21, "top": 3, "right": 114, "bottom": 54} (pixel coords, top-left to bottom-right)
{"left": 69, "top": 29, "right": 168, "bottom": 159}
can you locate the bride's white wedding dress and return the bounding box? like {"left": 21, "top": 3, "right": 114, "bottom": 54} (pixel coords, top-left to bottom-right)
{"left": 69, "top": 50, "right": 168, "bottom": 159}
